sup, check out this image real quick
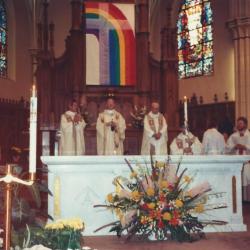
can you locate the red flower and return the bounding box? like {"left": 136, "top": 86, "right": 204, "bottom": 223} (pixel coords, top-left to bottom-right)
{"left": 149, "top": 210, "right": 156, "bottom": 219}
{"left": 169, "top": 218, "right": 179, "bottom": 226}
{"left": 159, "top": 194, "right": 165, "bottom": 202}
{"left": 158, "top": 219, "right": 164, "bottom": 229}
{"left": 173, "top": 210, "right": 180, "bottom": 219}
{"left": 141, "top": 204, "right": 148, "bottom": 210}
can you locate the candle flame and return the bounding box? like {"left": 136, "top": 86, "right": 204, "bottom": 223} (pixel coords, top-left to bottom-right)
{"left": 32, "top": 84, "right": 36, "bottom": 97}
{"left": 184, "top": 96, "right": 187, "bottom": 101}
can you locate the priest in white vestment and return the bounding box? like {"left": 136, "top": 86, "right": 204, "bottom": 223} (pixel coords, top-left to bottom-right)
{"left": 170, "top": 127, "right": 202, "bottom": 155}
{"left": 202, "top": 120, "right": 225, "bottom": 154}
{"left": 59, "top": 100, "right": 86, "bottom": 155}
{"left": 226, "top": 117, "right": 250, "bottom": 155}
{"left": 96, "top": 98, "right": 126, "bottom": 155}
{"left": 226, "top": 116, "right": 250, "bottom": 201}
{"left": 141, "top": 102, "right": 168, "bottom": 155}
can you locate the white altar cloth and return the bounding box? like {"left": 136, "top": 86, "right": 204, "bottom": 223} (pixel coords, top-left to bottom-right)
{"left": 41, "top": 155, "right": 249, "bottom": 235}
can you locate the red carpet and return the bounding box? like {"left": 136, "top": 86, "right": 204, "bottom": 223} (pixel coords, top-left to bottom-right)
{"left": 84, "top": 203, "right": 250, "bottom": 250}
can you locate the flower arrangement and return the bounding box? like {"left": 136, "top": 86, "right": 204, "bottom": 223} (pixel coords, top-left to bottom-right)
{"left": 25, "top": 218, "right": 84, "bottom": 250}
{"left": 130, "top": 105, "right": 147, "bottom": 128}
{"left": 94, "top": 157, "right": 227, "bottom": 242}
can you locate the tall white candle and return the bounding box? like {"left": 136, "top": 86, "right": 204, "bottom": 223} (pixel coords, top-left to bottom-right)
{"left": 184, "top": 96, "right": 188, "bottom": 128}
{"left": 29, "top": 84, "right": 37, "bottom": 173}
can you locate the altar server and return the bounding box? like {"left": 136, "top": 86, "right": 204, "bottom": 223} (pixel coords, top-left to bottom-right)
{"left": 141, "top": 102, "right": 168, "bottom": 155}
{"left": 170, "top": 127, "right": 202, "bottom": 155}
{"left": 59, "top": 99, "right": 86, "bottom": 155}
{"left": 226, "top": 116, "right": 250, "bottom": 155}
{"left": 202, "top": 120, "right": 225, "bottom": 154}
{"left": 96, "top": 98, "right": 126, "bottom": 155}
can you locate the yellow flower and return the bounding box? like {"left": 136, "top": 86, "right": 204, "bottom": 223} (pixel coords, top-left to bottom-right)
{"left": 130, "top": 171, "right": 138, "bottom": 179}
{"left": 147, "top": 203, "right": 155, "bottom": 209}
{"left": 131, "top": 190, "right": 141, "bottom": 201}
{"left": 159, "top": 180, "right": 169, "bottom": 189}
{"left": 155, "top": 161, "right": 165, "bottom": 168}
{"left": 106, "top": 193, "right": 113, "bottom": 203}
{"left": 184, "top": 175, "right": 191, "bottom": 183}
{"left": 45, "top": 218, "right": 84, "bottom": 231}
{"left": 115, "top": 208, "right": 122, "bottom": 218}
{"left": 141, "top": 216, "right": 151, "bottom": 224}
{"left": 162, "top": 212, "right": 172, "bottom": 221}
{"left": 146, "top": 187, "right": 155, "bottom": 197}
{"left": 140, "top": 216, "right": 146, "bottom": 224}
{"left": 194, "top": 204, "right": 204, "bottom": 213}
{"left": 175, "top": 199, "right": 184, "bottom": 208}
{"left": 185, "top": 191, "right": 192, "bottom": 197}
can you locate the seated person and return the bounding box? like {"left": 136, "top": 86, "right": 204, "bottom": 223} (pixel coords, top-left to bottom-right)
{"left": 170, "top": 126, "right": 202, "bottom": 155}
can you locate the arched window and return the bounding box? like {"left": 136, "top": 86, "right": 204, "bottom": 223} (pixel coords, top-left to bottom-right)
{"left": 0, "top": 0, "right": 7, "bottom": 77}
{"left": 177, "top": 0, "right": 213, "bottom": 79}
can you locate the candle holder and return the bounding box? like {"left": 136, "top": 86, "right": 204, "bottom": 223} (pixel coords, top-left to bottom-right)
{"left": 0, "top": 164, "right": 36, "bottom": 250}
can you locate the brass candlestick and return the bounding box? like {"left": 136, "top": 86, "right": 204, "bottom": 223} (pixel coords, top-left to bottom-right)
{"left": 0, "top": 164, "right": 35, "bottom": 250}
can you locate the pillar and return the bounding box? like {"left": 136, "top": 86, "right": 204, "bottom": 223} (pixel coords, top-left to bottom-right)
{"left": 160, "top": 25, "right": 179, "bottom": 129}
{"left": 135, "top": 0, "right": 151, "bottom": 96}
{"left": 228, "top": 18, "right": 250, "bottom": 122}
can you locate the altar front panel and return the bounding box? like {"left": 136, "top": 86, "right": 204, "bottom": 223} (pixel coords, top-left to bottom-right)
{"left": 41, "top": 155, "right": 249, "bottom": 235}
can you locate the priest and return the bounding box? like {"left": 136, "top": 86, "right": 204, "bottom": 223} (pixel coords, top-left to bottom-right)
{"left": 226, "top": 116, "right": 250, "bottom": 201}
{"left": 96, "top": 98, "right": 126, "bottom": 155}
{"left": 202, "top": 120, "right": 225, "bottom": 154}
{"left": 59, "top": 99, "right": 86, "bottom": 155}
{"left": 170, "top": 126, "right": 202, "bottom": 155}
{"left": 226, "top": 116, "right": 250, "bottom": 155}
{"left": 141, "top": 102, "right": 168, "bottom": 155}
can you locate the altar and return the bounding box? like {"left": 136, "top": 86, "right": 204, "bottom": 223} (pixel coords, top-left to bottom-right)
{"left": 41, "top": 155, "right": 249, "bottom": 236}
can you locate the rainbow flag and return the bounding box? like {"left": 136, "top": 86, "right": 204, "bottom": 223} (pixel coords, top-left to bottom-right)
{"left": 85, "top": 2, "right": 136, "bottom": 86}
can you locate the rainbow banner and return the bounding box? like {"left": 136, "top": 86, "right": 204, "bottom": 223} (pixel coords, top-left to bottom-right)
{"left": 85, "top": 2, "right": 136, "bottom": 86}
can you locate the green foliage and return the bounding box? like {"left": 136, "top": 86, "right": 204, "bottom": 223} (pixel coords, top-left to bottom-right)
{"left": 20, "top": 219, "right": 85, "bottom": 250}
{"left": 95, "top": 157, "right": 227, "bottom": 242}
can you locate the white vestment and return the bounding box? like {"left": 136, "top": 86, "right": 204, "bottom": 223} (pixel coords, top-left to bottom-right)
{"left": 59, "top": 111, "right": 86, "bottom": 156}
{"left": 141, "top": 112, "right": 168, "bottom": 155}
{"left": 202, "top": 128, "right": 225, "bottom": 154}
{"left": 226, "top": 129, "right": 250, "bottom": 201}
{"left": 96, "top": 109, "right": 126, "bottom": 155}
{"left": 226, "top": 130, "right": 250, "bottom": 155}
{"left": 243, "top": 163, "right": 250, "bottom": 201}
{"left": 170, "top": 131, "right": 202, "bottom": 155}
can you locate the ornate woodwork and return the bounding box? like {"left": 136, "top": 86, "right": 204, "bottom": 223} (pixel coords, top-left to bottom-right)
{"left": 179, "top": 101, "right": 235, "bottom": 141}
{"left": 35, "top": 0, "right": 205, "bottom": 156}
{"left": 0, "top": 98, "right": 29, "bottom": 164}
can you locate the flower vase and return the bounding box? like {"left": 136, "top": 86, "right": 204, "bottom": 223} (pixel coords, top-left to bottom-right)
{"left": 148, "top": 232, "right": 157, "bottom": 241}
{"left": 148, "top": 232, "right": 167, "bottom": 241}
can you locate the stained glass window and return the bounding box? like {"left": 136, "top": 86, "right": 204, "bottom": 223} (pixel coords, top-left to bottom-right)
{"left": 177, "top": 0, "right": 213, "bottom": 79}
{"left": 0, "top": 0, "right": 7, "bottom": 77}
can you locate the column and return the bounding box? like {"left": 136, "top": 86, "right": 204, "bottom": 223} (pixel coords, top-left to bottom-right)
{"left": 160, "top": 25, "right": 179, "bottom": 129}
{"left": 228, "top": 18, "right": 250, "bottom": 121}
{"left": 136, "top": 0, "right": 151, "bottom": 95}
{"left": 69, "top": 0, "right": 85, "bottom": 96}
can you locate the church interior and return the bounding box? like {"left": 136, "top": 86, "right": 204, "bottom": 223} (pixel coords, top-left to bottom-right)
{"left": 0, "top": 0, "right": 250, "bottom": 249}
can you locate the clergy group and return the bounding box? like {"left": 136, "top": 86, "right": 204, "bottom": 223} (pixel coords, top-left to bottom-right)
{"left": 58, "top": 98, "right": 250, "bottom": 158}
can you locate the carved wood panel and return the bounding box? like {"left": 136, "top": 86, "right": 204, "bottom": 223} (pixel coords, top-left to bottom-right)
{"left": 0, "top": 99, "right": 29, "bottom": 164}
